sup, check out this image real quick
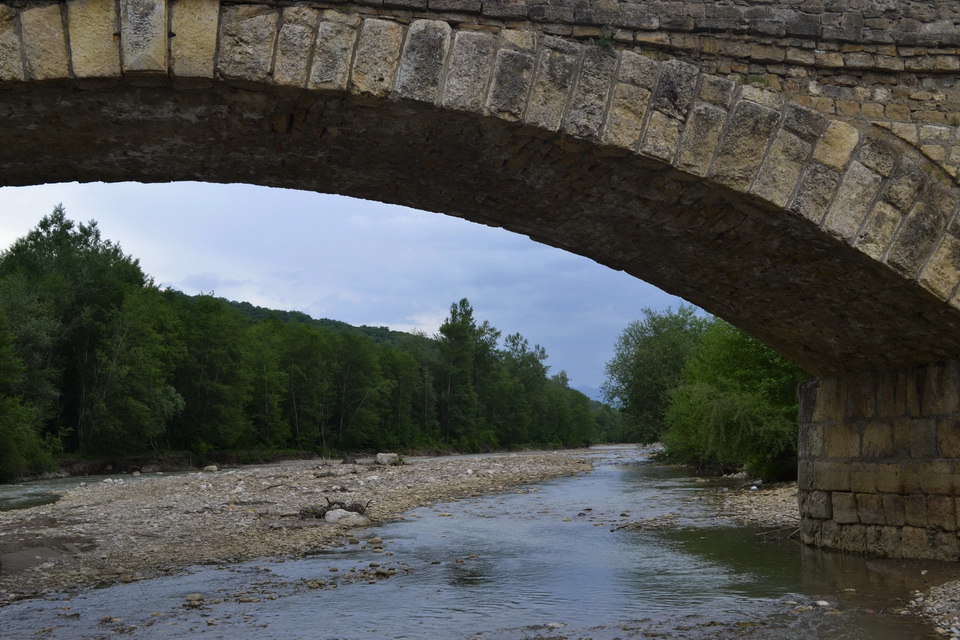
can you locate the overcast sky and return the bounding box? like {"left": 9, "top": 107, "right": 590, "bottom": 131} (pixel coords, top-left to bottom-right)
{"left": 0, "top": 181, "right": 687, "bottom": 394}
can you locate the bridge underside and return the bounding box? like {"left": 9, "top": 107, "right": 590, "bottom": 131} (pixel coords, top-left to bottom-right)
{"left": 4, "top": 81, "right": 960, "bottom": 380}
{"left": 4, "top": 0, "right": 960, "bottom": 559}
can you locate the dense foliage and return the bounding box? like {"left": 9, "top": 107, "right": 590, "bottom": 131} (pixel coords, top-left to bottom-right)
{"left": 604, "top": 309, "right": 807, "bottom": 481}
{"left": 0, "top": 208, "right": 609, "bottom": 481}
{"left": 600, "top": 305, "right": 707, "bottom": 443}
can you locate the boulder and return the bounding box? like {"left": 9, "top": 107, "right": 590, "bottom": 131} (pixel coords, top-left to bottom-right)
{"left": 324, "top": 509, "right": 371, "bottom": 526}
{"left": 375, "top": 453, "right": 400, "bottom": 466}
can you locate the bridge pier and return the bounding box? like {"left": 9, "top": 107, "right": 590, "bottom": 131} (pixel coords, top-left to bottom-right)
{"left": 799, "top": 361, "right": 960, "bottom": 560}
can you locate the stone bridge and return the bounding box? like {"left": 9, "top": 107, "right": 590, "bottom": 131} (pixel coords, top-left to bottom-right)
{"left": 3, "top": 0, "right": 960, "bottom": 559}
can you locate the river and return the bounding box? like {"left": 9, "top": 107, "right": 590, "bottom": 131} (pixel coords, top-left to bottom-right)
{"left": 0, "top": 447, "right": 953, "bottom": 639}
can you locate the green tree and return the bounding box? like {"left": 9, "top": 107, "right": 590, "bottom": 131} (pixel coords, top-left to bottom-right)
{"left": 602, "top": 305, "right": 707, "bottom": 442}
{"left": 662, "top": 318, "right": 807, "bottom": 480}
{"left": 0, "top": 308, "right": 55, "bottom": 481}
{"left": 0, "top": 206, "right": 150, "bottom": 451}
{"left": 81, "top": 286, "right": 185, "bottom": 453}
{"left": 170, "top": 295, "right": 254, "bottom": 452}
{"left": 276, "top": 322, "right": 335, "bottom": 449}
{"left": 246, "top": 317, "right": 291, "bottom": 448}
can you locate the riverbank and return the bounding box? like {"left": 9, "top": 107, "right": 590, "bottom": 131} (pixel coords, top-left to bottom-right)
{"left": 0, "top": 452, "right": 590, "bottom": 604}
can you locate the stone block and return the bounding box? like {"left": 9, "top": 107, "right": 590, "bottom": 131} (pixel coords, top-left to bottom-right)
{"left": 674, "top": 102, "right": 727, "bottom": 177}
{"left": 876, "top": 463, "right": 904, "bottom": 493}
{"left": 350, "top": 18, "right": 405, "bottom": 98}
{"left": 797, "top": 461, "right": 816, "bottom": 491}
{"left": 698, "top": 75, "right": 735, "bottom": 108}
{"left": 856, "top": 493, "right": 884, "bottom": 524}
{"left": 894, "top": 418, "right": 937, "bottom": 459}
{"left": 751, "top": 130, "right": 810, "bottom": 208}
{"left": 562, "top": 46, "right": 617, "bottom": 139}
{"left": 486, "top": 48, "right": 535, "bottom": 121}
{"left": 931, "top": 531, "right": 960, "bottom": 561}
{"left": 782, "top": 104, "right": 828, "bottom": 142}
{"left": 788, "top": 162, "right": 840, "bottom": 224}
{"left": 887, "top": 200, "right": 952, "bottom": 278}
{"left": 711, "top": 99, "right": 780, "bottom": 190}
{"left": 525, "top": 38, "right": 579, "bottom": 131}
{"left": 801, "top": 490, "right": 833, "bottom": 519}
{"left": 876, "top": 369, "right": 917, "bottom": 420}
{"left": 798, "top": 421, "right": 824, "bottom": 458}
{"left": 825, "top": 422, "right": 860, "bottom": 459}
{"left": 799, "top": 518, "right": 820, "bottom": 546}
{"left": 395, "top": 20, "right": 452, "bottom": 103}
{"left": 919, "top": 233, "right": 960, "bottom": 301}
{"left": 170, "top": 0, "right": 219, "bottom": 79}
{"left": 442, "top": 31, "right": 497, "bottom": 112}
{"left": 273, "top": 7, "right": 321, "bottom": 88}
{"left": 861, "top": 421, "right": 893, "bottom": 458}
{"left": 878, "top": 526, "right": 902, "bottom": 556}
{"left": 839, "top": 524, "right": 866, "bottom": 553}
{"left": 21, "top": 4, "right": 70, "bottom": 81}
{"left": 617, "top": 50, "right": 659, "bottom": 89}
{"left": 600, "top": 83, "right": 650, "bottom": 150}
{"left": 819, "top": 519, "right": 842, "bottom": 549}
{"left": 812, "top": 120, "right": 859, "bottom": 172}
{"left": 918, "top": 461, "right": 954, "bottom": 495}
{"left": 920, "top": 362, "right": 960, "bottom": 418}
{"left": 850, "top": 462, "right": 878, "bottom": 493}
{"left": 121, "top": 0, "right": 167, "bottom": 74}
{"left": 882, "top": 494, "right": 905, "bottom": 526}
{"left": 0, "top": 6, "right": 22, "bottom": 81}
{"left": 219, "top": 5, "right": 278, "bottom": 83}
{"left": 823, "top": 461, "right": 852, "bottom": 491}
{"left": 884, "top": 164, "right": 924, "bottom": 213}
{"left": 926, "top": 495, "right": 957, "bottom": 531}
{"left": 858, "top": 137, "right": 897, "bottom": 177}
{"left": 904, "top": 495, "right": 928, "bottom": 527}
{"left": 66, "top": 0, "right": 121, "bottom": 79}
{"left": 855, "top": 202, "right": 903, "bottom": 260}
{"left": 900, "top": 526, "right": 930, "bottom": 559}
{"left": 937, "top": 417, "right": 960, "bottom": 458}
{"left": 308, "top": 12, "right": 360, "bottom": 92}
{"left": 650, "top": 59, "right": 699, "bottom": 121}
{"left": 822, "top": 162, "right": 883, "bottom": 243}
{"left": 832, "top": 492, "right": 859, "bottom": 524}
{"left": 639, "top": 110, "right": 682, "bottom": 161}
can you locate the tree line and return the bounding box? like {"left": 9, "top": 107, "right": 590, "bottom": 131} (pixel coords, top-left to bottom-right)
{"left": 0, "top": 207, "right": 612, "bottom": 481}
{"left": 602, "top": 305, "right": 808, "bottom": 480}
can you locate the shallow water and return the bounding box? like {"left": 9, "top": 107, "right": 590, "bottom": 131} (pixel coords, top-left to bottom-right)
{"left": 0, "top": 448, "right": 952, "bottom": 639}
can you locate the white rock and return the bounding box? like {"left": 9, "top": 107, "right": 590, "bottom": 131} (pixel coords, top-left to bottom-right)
{"left": 324, "top": 509, "right": 371, "bottom": 526}
{"left": 203, "top": 465, "right": 219, "bottom": 472}
{"left": 375, "top": 453, "right": 400, "bottom": 466}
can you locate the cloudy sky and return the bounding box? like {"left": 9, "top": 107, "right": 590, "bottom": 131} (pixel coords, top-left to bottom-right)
{"left": 0, "top": 181, "right": 687, "bottom": 395}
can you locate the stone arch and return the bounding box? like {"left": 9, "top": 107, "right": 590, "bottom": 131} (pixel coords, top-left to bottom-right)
{"left": 2, "top": 2, "right": 960, "bottom": 379}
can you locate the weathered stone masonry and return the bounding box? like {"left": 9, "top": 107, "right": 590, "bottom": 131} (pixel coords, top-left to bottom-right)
{"left": 3, "top": 0, "right": 960, "bottom": 559}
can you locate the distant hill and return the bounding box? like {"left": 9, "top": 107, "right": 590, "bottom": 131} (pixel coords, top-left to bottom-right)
{"left": 219, "top": 298, "right": 429, "bottom": 348}
{"left": 574, "top": 385, "right": 603, "bottom": 402}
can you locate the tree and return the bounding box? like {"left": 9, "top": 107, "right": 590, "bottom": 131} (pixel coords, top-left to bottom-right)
{"left": 0, "top": 308, "right": 55, "bottom": 481}
{"left": 0, "top": 206, "right": 150, "bottom": 451}
{"left": 662, "top": 318, "right": 807, "bottom": 480}
{"left": 169, "top": 295, "right": 254, "bottom": 452}
{"left": 81, "top": 286, "right": 186, "bottom": 453}
{"left": 602, "top": 305, "right": 707, "bottom": 442}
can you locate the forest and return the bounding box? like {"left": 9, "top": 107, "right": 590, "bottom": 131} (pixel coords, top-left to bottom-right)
{"left": 0, "top": 207, "right": 617, "bottom": 481}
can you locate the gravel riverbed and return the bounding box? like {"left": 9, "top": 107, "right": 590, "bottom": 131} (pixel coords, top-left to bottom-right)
{"left": 0, "top": 452, "right": 590, "bottom": 604}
